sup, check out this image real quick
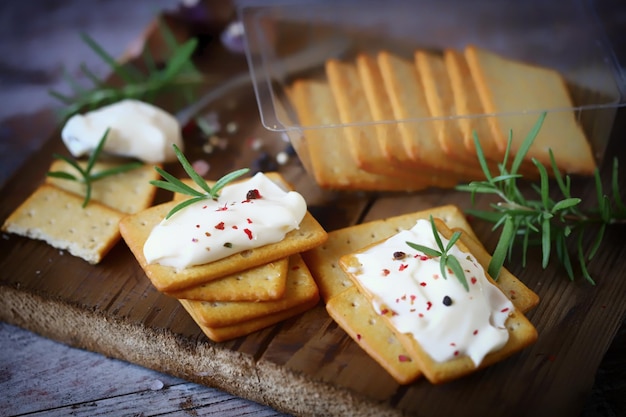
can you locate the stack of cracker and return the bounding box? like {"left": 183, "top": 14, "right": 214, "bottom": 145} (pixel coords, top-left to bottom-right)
{"left": 289, "top": 45, "right": 596, "bottom": 191}
{"left": 119, "top": 172, "right": 328, "bottom": 342}
{"left": 2, "top": 159, "right": 160, "bottom": 264}
{"left": 302, "top": 205, "right": 539, "bottom": 384}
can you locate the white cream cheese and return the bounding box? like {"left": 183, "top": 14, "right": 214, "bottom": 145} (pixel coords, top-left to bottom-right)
{"left": 61, "top": 99, "right": 183, "bottom": 163}
{"left": 352, "top": 219, "right": 513, "bottom": 367}
{"left": 143, "top": 173, "right": 307, "bottom": 270}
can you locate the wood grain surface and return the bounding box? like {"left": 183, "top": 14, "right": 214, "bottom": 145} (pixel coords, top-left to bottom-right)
{"left": 2, "top": 8, "right": 626, "bottom": 417}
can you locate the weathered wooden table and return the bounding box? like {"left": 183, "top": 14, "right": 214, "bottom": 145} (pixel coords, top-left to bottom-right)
{"left": 1, "top": 2, "right": 625, "bottom": 416}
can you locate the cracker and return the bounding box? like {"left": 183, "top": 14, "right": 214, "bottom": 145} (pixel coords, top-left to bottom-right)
{"left": 1, "top": 184, "right": 123, "bottom": 264}
{"left": 355, "top": 54, "right": 417, "bottom": 170}
{"left": 289, "top": 78, "right": 426, "bottom": 191}
{"left": 339, "top": 218, "right": 538, "bottom": 384}
{"left": 326, "top": 286, "right": 422, "bottom": 384}
{"left": 180, "top": 294, "right": 319, "bottom": 343}
{"left": 415, "top": 50, "right": 485, "bottom": 175}
{"left": 414, "top": 51, "right": 464, "bottom": 158}
{"left": 166, "top": 257, "right": 289, "bottom": 302}
{"left": 46, "top": 159, "right": 159, "bottom": 214}
{"left": 180, "top": 254, "right": 319, "bottom": 328}
{"left": 302, "top": 205, "right": 476, "bottom": 302}
{"left": 325, "top": 59, "right": 429, "bottom": 183}
{"left": 119, "top": 200, "right": 327, "bottom": 292}
{"left": 464, "top": 44, "right": 596, "bottom": 175}
{"left": 377, "top": 50, "right": 473, "bottom": 179}
{"left": 443, "top": 48, "right": 501, "bottom": 161}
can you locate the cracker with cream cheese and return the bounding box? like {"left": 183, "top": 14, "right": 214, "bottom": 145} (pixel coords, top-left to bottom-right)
{"left": 119, "top": 172, "right": 327, "bottom": 292}
{"left": 164, "top": 173, "right": 295, "bottom": 301}
{"left": 338, "top": 218, "right": 538, "bottom": 384}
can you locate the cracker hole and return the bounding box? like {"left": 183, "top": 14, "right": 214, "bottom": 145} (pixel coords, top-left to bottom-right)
{"left": 27, "top": 210, "right": 35, "bottom": 218}
{"left": 240, "top": 250, "right": 252, "bottom": 258}
{"left": 368, "top": 318, "right": 376, "bottom": 325}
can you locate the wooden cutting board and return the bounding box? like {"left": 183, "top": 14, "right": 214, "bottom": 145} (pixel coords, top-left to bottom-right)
{"left": 1, "top": 16, "right": 625, "bottom": 417}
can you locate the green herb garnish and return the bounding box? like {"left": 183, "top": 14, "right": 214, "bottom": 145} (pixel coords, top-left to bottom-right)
{"left": 49, "top": 19, "right": 205, "bottom": 120}
{"left": 47, "top": 128, "right": 143, "bottom": 207}
{"left": 406, "top": 216, "right": 469, "bottom": 291}
{"left": 150, "top": 144, "right": 250, "bottom": 219}
{"left": 456, "top": 112, "right": 626, "bottom": 284}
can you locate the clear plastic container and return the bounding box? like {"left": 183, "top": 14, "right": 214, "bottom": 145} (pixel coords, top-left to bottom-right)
{"left": 239, "top": 0, "right": 625, "bottom": 181}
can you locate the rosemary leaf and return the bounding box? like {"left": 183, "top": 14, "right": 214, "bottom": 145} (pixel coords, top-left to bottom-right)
{"left": 150, "top": 145, "right": 250, "bottom": 219}
{"left": 488, "top": 216, "right": 515, "bottom": 280}
{"left": 406, "top": 242, "right": 441, "bottom": 258}
{"left": 80, "top": 32, "right": 139, "bottom": 83}
{"left": 447, "top": 255, "right": 469, "bottom": 291}
{"left": 612, "top": 159, "right": 626, "bottom": 212}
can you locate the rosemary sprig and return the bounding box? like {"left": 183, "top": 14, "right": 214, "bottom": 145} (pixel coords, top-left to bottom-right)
{"left": 456, "top": 112, "right": 626, "bottom": 284}
{"left": 47, "top": 128, "right": 144, "bottom": 207}
{"left": 150, "top": 144, "right": 250, "bottom": 219}
{"left": 49, "top": 20, "right": 205, "bottom": 120}
{"left": 406, "top": 216, "right": 469, "bottom": 291}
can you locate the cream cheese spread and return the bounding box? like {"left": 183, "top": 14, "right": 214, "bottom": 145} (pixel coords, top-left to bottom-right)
{"left": 143, "top": 173, "right": 307, "bottom": 270}
{"left": 61, "top": 99, "right": 183, "bottom": 163}
{"left": 351, "top": 219, "right": 514, "bottom": 366}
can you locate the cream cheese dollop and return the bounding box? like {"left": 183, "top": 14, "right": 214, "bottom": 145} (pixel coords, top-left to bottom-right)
{"left": 351, "top": 219, "right": 514, "bottom": 367}
{"left": 61, "top": 99, "right": 183, "bottom": 163}
{"left": 143, "top": 173, "right": 307, "bottom": 270}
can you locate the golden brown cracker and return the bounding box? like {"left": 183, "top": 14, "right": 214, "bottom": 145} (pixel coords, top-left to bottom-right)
{"left": 46, "top": 159, "right": 159, "bottom": 214}
{"left": 377, "top": 50, "right": 475, "bottom": 180}
{"left": 355, "top": 53, "right": 417, "bottom": 169}
{"left": 326, "top": 286, "right": 422, "bottom": 384}
{"left": 414, "top": 50, "right": 465, "bottom": 158}
{"left": 180, "top": 294, "right": 320, "bottom": 343}
{"left": 289, "top": 78, "right": 426, "bottom": 191}
{"left": 181, "top": 254, "right": 319, "bottom": 328}
{"left": 443, "top": 48, "right": 502, "bottom": 161}
{"left": 119, "top": 201, "right": 327, "bottom": 292}
{"left": 325, "top": 58, "right": 429, "bottom": 183}
{"left": 1, "top": 184, "right": 123, "bottom": 264}
{"left": 166, "top": 257, "right": 289, "bottom": 302}
{"left": 464, "top": 44, "right": 596, "bottom": 175}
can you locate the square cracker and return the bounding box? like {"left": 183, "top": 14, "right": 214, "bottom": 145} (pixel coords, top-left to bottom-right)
{"left": 181, "top": 254, "right": 319, "bottom": 328}
{"left": 46, "top": 159, "right": 160, "bottom": 214}
{"left": 377, "top": 50, "right": 472, "bottom": 179}
{"left": 464, "top": 44, "right": 596, "bottom": 175}
{"left": 302, "top": 205, "right": 478, "bottom": 302}
{"left": 180, "top": 293, "right": 320, "bottom": 343}
{"left": 1, "top": 184, "right": 123, "bottom": 264}
{"left": 166, "top": 257, "right": 289, "bottom": 302}
{"left": 338, "top": 218, "right": 538, "bottom": 385}
{"left": 443, "top": 48, "right": 501, "bottom": 161}
{"left": 326, "top": 286, "right": 422, "bottom": 385}
{"left": 119, "top": 201, "right": 327, "bottom": 292}
{"left": 325, "top": 58, "right": 430, "bottom": 184}
{"left": 289, "top": 78, "right": 426, "bottom": 192}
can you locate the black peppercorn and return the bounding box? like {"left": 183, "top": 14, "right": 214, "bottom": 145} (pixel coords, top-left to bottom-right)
{"left": 443, "top": 296, "right": 452, "bottom": 306}
{"left": 393, "top": 251, "right": 406, "bottom": 260}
